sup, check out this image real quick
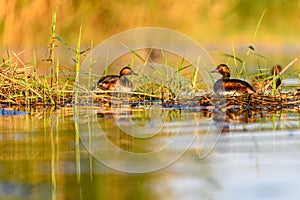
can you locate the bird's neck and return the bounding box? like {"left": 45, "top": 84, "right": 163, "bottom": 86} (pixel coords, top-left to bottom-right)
{"left": 222, "top": 74, "right": 230, "bottom": 80}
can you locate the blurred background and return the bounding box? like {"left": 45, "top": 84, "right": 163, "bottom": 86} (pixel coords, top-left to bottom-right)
{"left": 0, "top": 0, "right": 299, "bottom": 71}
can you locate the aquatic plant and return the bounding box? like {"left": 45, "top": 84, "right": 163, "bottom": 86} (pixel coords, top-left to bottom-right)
{"left": 0, "top": 8, "right": 299, "bottom": 112}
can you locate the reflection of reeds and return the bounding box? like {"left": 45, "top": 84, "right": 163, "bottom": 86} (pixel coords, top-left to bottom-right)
{"left": 200, "top": 92, "right": 300, "bottom": 110}
{"left": 91, "top": 90, "right": 300, "bottom": 125}
{"left": 177, "top": 92, "right": 300, "bottom": 124}
{"left": 0, "top": 107, "right": 89, "bottom": 198}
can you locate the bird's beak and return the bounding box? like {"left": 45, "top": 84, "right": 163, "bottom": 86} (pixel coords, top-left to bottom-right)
{"left": 210, "top": 69, "right": 218, "bottom": 73}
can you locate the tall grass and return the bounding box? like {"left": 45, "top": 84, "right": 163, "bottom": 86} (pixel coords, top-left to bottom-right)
{"left": 240, "top": 9, "right": 266, "bottom": 81}
{"left": 51, "top": 6, "right": 57, "bottom": 89}
{"left": 1, "top": 7, "right": 299, "bottom": 107}
{"left": 0, "top": 8, "right": 76, "bottom": 106}
{"left": 73, "top": 23, "right": 83, "bottom": 105}
{"left": 211, "top": 10, "right": 267, "bottom": 81}
{"left": 74, "top": 23, "right": 83, "bottom": 184}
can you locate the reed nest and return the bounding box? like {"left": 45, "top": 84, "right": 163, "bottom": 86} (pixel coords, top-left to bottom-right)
{"left": 84, "top": 91, "right": 300, "bottom": 124}
{"left": 1, "top": 61, "right": 299, "bottom": 112}
{"left": 193, "top": 92, "right": 300, "bottom": 123}
{"left": 89, "top": 90, "right": 300, "bottom": 111}
{"left": 204, "top": 92, "right": 300, "bottom": 110}
{"left": 1, "top": 71, "right": 300, "bottom": 112}
{"left": 0, "top": 63, "right": 74, "bottom": 107}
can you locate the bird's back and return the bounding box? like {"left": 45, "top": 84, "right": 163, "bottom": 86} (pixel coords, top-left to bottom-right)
{"left": 97, "top": 75, "right": 119, "bottom": 91}
{"left": 214, "top": 79, "right": 255, "bottom": 95}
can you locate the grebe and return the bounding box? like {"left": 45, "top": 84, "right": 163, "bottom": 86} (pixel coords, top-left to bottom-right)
{"left": 270, "top": 64, "right": 282, "bottom": 89}
{"left": 96, "top": 66, "right": 137, "bottom": 92}
{"left": 211, "top": 64, "right": 255, "bottom": 95}
{"left": 252, "top": 64, "right": 282, "bottom": 92}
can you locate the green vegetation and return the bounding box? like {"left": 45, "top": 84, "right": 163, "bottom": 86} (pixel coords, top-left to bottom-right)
{"left": 0, "top": 2, "right": 299, "bottom": 107}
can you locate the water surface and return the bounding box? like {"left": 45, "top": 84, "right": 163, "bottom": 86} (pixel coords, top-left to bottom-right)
{"left": 0, "top": 106, "right": 299, "bottom": 200}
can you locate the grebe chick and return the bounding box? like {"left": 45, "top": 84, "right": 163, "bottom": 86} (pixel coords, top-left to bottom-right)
{"left": 96, "top": 66, "right": 137, "bottom": 92}
{"left": 211, "top": 64, "right": 255, "bottom": 95}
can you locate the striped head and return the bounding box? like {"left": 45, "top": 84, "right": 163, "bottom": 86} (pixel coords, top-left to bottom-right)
{"left": 211, "top": 64, "right": 231, "bottom": 79}
{"left": 119, "top": 66, "right": 137, "bottom": 76}
{"left": 271, "top": 64, "right": 282, "bottom": 75}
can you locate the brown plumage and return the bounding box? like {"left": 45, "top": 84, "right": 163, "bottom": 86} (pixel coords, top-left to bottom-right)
{"left": 252, "top": 64, "right": 282, "bottom": 92}
{"left": 270, "top": 64, "right": 282, "bottom": 89}
{"left": 96, "top": 66, "right": 137, "bottom": 92}
{"left": 211, "top": 64, "right": 255, "bottom": 95}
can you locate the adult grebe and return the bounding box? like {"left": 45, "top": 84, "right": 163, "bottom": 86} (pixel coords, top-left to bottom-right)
{"left": 211, "top": 64, "right": 255, "bottom": 95}
{"left": 96, "top": 66, "right": 137, "bottom": 92}
{"left": 252, "top": 64, "right": 282, "bottom": 92}
{"left": 270, "top": 64, "right": 282, "bottom": 89}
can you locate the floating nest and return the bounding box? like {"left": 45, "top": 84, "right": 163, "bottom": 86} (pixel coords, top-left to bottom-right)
{"left": 0, "top": 62, "right": 74, "bottom": 107}
{"left": 1, "top": 78, "right": 300, "bottom": 111}
{"left": 192, "top": 91, "right": 300, "bottom": 123}
{"left": 1, "top": 61, "right": 300, "bottom": 118}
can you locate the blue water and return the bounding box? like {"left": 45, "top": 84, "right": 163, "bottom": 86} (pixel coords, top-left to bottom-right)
{"left": 0, "top": 109, "right": 28, "bottom": 116}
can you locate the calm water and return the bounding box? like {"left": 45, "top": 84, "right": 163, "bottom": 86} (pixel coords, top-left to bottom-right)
{"left": 0, "top": 105, "right": 299, "bottom": 200}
